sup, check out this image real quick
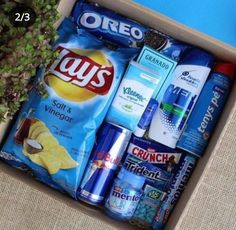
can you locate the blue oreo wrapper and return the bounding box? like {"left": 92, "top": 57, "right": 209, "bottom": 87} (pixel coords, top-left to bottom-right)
{"left": 72, "top": 1, "right": 146, "bottom": 48}
{"left": 71, "top": 1, "right": 191, "bottom": 60}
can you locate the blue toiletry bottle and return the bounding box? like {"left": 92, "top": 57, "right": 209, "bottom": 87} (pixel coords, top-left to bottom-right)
{"left": 149, "top": 48, "right": 214, "bottom": 148}
{"left": 177, "top": 63, "right": 235, "bottom": 156}
{"left": 105, "top": 168, "right": 145, "bottom": 221}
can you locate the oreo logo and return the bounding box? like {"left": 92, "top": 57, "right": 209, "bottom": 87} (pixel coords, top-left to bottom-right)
{"left": 79, "top": 12, "right": 144, "bottom": 40}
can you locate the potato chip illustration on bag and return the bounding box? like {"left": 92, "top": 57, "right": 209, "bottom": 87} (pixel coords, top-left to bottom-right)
{"left": 18, "top": 119, "right": 78, "bottom": 174}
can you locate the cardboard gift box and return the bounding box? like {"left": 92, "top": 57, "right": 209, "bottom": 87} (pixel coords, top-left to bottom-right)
{"left": 0, "top": 0, "right": 236, "bottom": 229}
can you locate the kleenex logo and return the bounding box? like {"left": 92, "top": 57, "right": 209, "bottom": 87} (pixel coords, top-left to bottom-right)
{"left": 123, "top": 87, "right": 146, "bottom": 102}
{"left": 79, "top": 12, "right": 144, "bottom": 40}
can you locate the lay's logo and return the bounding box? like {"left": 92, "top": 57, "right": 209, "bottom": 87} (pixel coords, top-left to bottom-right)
{"left": 46, "top": 46, "right": 114, "bottom": 102}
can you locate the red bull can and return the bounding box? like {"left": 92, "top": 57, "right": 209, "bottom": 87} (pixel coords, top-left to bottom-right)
{"left": 78, "top": 122, "right": 132, "bottom": 205}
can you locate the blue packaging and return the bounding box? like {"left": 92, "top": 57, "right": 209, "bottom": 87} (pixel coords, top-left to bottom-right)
{"left": 0, "top": 18, "right": 137, "bottom": 198}
{"left": 78, "top": 122, "right": 131, "bottom": 205}
{"left": 72, "top": 1, "right": 146, "bottom": 48}
{"left": 71, "top": 1, "right": 191, "bottom": 59}
{"left": 158, "top": 38, "right": 191, "bottom": 62}
{"left": 105, "top": 168, "right": 145, "bottom": 221}
{"left": 149, "top": 48, "right": 214, "bottom": 148}
{"left": 134, "top": 98, "right": 159, "bottom": 137}
{"left": 106, "top": 61, "right": 161, "bottom": 131}
{"left": 122, "top": 135, "right": 183, "bottom": 228}
{"left": 177, "top": 63, "right": 235, "bottom": 157}
{"left": 124, "top": 135, "right": 183, "bottom": 177}
{"left": 152, "top": 154, "right": 197, "bottom": 230}
{"left": 137, "top": 45, "right": 178, "bottom": 99}
{"left": 130, "top": 184, "right": 166, "bottom": 228}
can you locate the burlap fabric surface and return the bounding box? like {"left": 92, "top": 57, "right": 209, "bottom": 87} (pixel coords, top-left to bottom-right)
{"left": 175, "top": 103, "right": 236, "bottom": 230}
{"left": 0, "top": 107, "right": 236, "bottom": 230}
{"left": 0, "top": 170, "right": 117, "bottom": 230}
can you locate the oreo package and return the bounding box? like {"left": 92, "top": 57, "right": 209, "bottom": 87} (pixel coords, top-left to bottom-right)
{"left": 71, "top": 1, "right": 190, "bottom": 60}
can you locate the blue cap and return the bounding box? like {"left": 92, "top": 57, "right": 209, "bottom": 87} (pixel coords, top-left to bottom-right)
{"left": 179, "top": 48, "right": 214, "bottom": 68}
{"left": 118, "top": 168, "right": 145, "bottom": 189}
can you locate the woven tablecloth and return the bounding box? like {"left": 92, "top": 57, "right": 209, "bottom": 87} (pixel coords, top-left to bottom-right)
{"left": 174, "top": 98, "right": 236, "bottom": 230}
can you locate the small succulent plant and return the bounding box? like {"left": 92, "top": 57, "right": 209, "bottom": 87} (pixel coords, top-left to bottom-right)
{"left": 0, "top": 0, "right": 60, "bottom": 122}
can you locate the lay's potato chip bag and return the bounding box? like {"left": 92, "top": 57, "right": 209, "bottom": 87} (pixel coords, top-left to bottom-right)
{"left": 0, "top": 18, "right": 138, "bottom": 198}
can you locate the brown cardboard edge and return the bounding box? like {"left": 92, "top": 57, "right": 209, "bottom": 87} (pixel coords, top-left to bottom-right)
{"left": 0, "top": 121, "right": 11, "bottom": 146}
{"left": 0, "top": 1, "right": 235, "bottom": 230}
{"left": 92, "top": 0, "right": 236, "bottom": 64}
{"left": 55, "top": 0, "right": 77, "bottom": 28}
{"left": 165, "top": 81, "right": 236, "bottom": 230}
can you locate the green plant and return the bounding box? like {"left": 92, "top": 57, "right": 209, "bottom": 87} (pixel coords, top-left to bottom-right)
{"left": 0, "top": 0, "right": 60, "bottom": 122}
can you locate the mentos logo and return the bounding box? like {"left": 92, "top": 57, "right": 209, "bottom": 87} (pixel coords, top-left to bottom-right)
{"left": 112, "top": 186, "right": 140, "bottom": 201}
{"left": 129, "top": 143, "right": 181, "bottom": 164}
{"left": 49, "top": 46, "right": 114, "bottom": 95}
{"left": 79, "top": 12, "right": 144, "bottom": 41}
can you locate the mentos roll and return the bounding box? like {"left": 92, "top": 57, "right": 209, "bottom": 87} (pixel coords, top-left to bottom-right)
{"left": 149, "top": 48, "right": 214, "bottom": 148}
{"left": 177, "top": 63, "right": 235, "bottom": 157}
{"left": 152, "top": 154, "right": 197, "bottom": 230}
{"left": 105, "top": 168, "right": 145, "bottom": 221}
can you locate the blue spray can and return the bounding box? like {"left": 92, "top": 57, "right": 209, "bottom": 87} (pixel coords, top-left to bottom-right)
{"left": 152, "top": 154, "right": 197, "bottom": 230}
{"left": 149, "top": 48, "right": 214, "bottom": 148}
{"left": 177, "top": 63, "right": 235, "bottom": 156}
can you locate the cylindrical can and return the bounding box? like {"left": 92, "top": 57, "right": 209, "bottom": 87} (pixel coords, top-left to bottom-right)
{"left": 152, "top": 154, "right": 197, "bottom": 230}
{"left": 177, "top": 63, "right": 235, "bottom": 157}
{"left": 78, "top": 122, "right": 132, "bottom": 205}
